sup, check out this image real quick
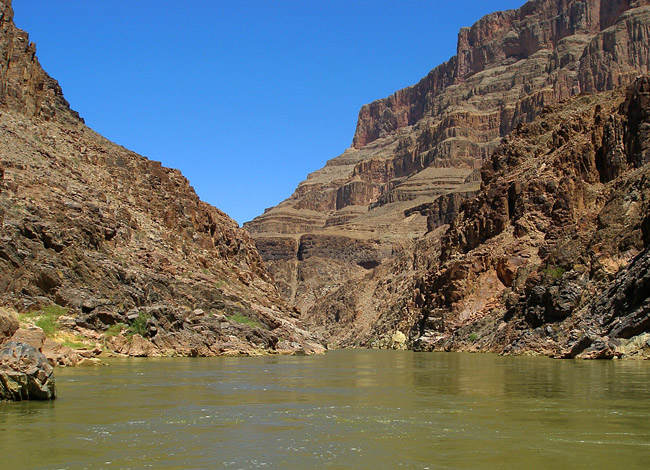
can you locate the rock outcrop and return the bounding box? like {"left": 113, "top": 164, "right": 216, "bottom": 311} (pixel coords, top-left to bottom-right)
{"left": 0, "top": 341, "right": 55, "bottom": 400}
{"left": 0, "top": 0, "right": 323, "bottom": 357}
{"left": 246, "top": 0, "right": 650, "bottom": 323}
{"left": 334, "top": 77, "right": 650, "bottom": 358}
{"left": 0, "top": 307, "right": 17, "bottom": 341}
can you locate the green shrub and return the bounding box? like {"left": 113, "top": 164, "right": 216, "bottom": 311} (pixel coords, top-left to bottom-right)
{"left": 21, "top": 304, "right": 68, "bottom": 337}
{"left": 543, "top": 266, "right": 566, "bottom": 280}
{"left": 127, "top": 313, "right": 150, "bottom": 337}
{"left": 469, "top": 333, "right": 478, "bottom": 342}
{"left": 41, "top": 304, "right": 68, "bottom": 317}
{"left": 35, "top": 314, "right": 58, "bottom": 337}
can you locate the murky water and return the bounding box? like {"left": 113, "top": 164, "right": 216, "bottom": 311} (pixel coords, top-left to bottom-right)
{"left": 1, "top": 350, "right": 649, "bottom": 469}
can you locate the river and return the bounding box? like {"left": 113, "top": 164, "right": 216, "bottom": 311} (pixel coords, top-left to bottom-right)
{"left": 1, "top": 350, "right": 649, "bottom": 469}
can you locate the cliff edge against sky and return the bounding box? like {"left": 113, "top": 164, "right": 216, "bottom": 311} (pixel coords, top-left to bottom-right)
{"left": 246, "top": 0, "right": 650, "bottom": 357}
{"left": 0, "top": 0, "right": 322, "bottom": 359}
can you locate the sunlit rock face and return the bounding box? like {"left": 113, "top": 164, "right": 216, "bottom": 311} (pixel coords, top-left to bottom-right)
{"left": 246, "top": 0, "right": 650, "bottom": 355}
{"left": 0, "top": 0, "right": 323, "bottom": 357}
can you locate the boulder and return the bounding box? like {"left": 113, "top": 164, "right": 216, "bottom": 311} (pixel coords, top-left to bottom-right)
{"left": 105, "top": 334, "right": 158, "bottom": 357}
{"left": 0, "top": 341, "right": 56, "bottom": 401}
{"left": 42, "top": 339, "right": 84, "bottom": 367}
{"left": 10, "top": 327, "right": 97, "bottom": 367}
{"left": 11, "top": 326, "right": 46, "bottom": 351}
{"left": 390, "top": 331, "right": 408, "bottom": 350}
{"left": 0, "top": 308, "right": 19, "bottom": 344}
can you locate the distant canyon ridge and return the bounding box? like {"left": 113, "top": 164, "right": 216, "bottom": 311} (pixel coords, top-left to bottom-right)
{"left": 245, "top": 0, "right": 650, "bottom": 357}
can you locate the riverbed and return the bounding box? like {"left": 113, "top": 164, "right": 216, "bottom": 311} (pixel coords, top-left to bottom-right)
{"left": 1, "top": 350, "right": 649, "bottom": 469}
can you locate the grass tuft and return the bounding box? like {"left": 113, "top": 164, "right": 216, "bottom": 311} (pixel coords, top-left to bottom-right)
{"left": 19, "top": 304, "right": 69, "bottom": 337}
{"left": 105, "top": 323, "right": 127, "bottom": 337}
{"left": 228, "top": 313, "right": 264, "bottom": 329}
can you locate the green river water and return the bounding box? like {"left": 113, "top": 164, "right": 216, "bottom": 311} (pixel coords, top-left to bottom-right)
{"left": 1, "top": 350, "right": 649, "bottom": 469}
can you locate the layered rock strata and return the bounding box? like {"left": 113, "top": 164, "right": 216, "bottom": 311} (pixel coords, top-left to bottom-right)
{"left": 0, "top": 0, "right": 323, "bottom": 357}
{"left": 246, "top": 0, "right": 650, "bottom": 320}
{"left": 323, "top": 77, "right": 650, "bottom": 358}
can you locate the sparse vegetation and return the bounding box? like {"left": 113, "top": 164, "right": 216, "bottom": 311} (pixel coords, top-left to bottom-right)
{"left": 61, "top": 338, "right": 88, "bottom": 349}
{"left": 18, "top": 304, "right": 68, "bottom": 337}
{"left": 228, "top": 313, "right": 264, "bottom": 328}
{"left": 105, "top": 323, "right": 127, "bottom": 337}
{"left": 41, "top": 304, "right": 68, "bottom": 317}
{"left": 469, "top": 333, "right": 479, "bottom": 342}
{"left": 35, "top": 315, "right": 58, "bottom": 336}
{"left": 127, "top": 312, "right": 150, "bottom": 337}
{"left": 542, "top": 265, "right": 566, "bottom": 280}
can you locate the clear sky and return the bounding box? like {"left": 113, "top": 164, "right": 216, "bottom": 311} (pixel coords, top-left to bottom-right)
{"left": 12, "top": 0, "right": 525, "bottom": 225}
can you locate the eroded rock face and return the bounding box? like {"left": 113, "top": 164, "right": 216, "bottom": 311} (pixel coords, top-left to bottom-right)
{"left": 592, "top": 245, "right": 650, "bottom": 341}
{"left": 0, "top": 0, "right": 322, "bottom": 356}
{"left": 298, "top": 76, "right": 650, "bottom": 357}
{"left": 0, "top": 341, "right": 55, "bottom": 400}
{"left": 246, "top": 0, "right": 650, "bottom": 319}
{"left": 353, "top": 0, "right": 650, "bottom": 148}
{"left": 0, "top": 1, "right": 80, "bottom": 123}
{"left": 402, "top": 77, "right": 650, "bottom": 356}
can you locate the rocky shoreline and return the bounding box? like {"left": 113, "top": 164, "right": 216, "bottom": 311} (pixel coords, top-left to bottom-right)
{"left": 1, "top": 304, "right": 326, "bottom": 401}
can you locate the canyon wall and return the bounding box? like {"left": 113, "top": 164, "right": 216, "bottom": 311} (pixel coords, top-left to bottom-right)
{"left": 246, "top": 0, "right": 650, "bottom": 337}
{"left": 0, "top": 0, "right": 322, "bottom": 357}
{"left": 320, "top": 78, "right": 650, "bottom": 358}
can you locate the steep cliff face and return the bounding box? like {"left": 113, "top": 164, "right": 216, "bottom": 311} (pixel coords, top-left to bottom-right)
{"left": 352, "top": 0, "right": 645, "bottom": 149}
{"left": 0, "top": 0, "right": 322, "bottom": 357}
{"left": 324, "top": 77, "right": 650, "bottom": 358}
{"left": 0, "top": 3, "right": 79, "bottom": 123}
{"left": 407, "top": 77, "right": 650, "bottom": 357}
{"left": 246, "top": 0, "right": 650, "bottom": 323}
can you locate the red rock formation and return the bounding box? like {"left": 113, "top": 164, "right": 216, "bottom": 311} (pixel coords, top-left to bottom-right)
{"left": 353, "top": 0, "right": 650, "bottom": 149}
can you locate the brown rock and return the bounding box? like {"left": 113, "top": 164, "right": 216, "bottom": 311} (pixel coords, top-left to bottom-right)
{"left": 0, "top": 1, "right": 80, "bottom": 123}
{"left": 294, "top": 75, "right": 650, "bottom": 357}
{"left": 105, "top": 334, "right": 158, "bottom": 357}
{"left": 11, "top": 326, "right": 46, "bottom": 351}
{"left": 0, "top": 0, "right": 324, "bottom": 357}
{"left": 496, "top": 258, "right": 517, "bottom": 288}
{"left": 41, "top": 339, "right": 84, "bottom": 367}
{"left": 0, "top": 341, "right": 56, "bottom": 400}
{"left": 246, "top": 0, "right": 650, "bottom": 324}
{"left": 0, "top": 308, "right": 18, "bottom": 343}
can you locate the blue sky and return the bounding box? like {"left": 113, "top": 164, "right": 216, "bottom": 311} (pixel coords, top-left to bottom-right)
{"left": 13, "top": 0, "right": 525, "bottom": 225}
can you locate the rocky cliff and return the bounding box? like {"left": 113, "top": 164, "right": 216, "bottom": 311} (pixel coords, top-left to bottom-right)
{"left": 301, "top": 76, "right": 650, "bottom": 359}
{"left": 409, "top": 76, "right": 650, "bottom": 358}
{"left": 246, "top": 0, "right": 650, "bottom": 357}
{"left": 0, "top": 0, "right": 322, "bottom": 358}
